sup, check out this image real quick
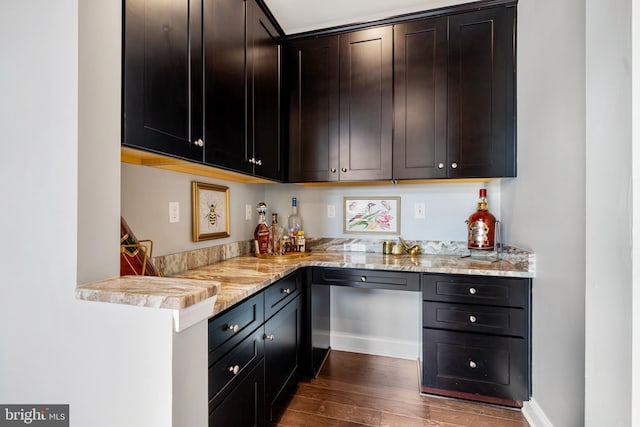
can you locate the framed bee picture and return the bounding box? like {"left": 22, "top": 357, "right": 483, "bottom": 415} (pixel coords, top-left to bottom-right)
{"left": 192, "top": 181, "right": 230, "bottom": 241}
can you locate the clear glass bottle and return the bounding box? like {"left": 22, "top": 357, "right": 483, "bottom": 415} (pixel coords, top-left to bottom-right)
{"left": 287, "top": 197, "right": 302, "bottom": 241}
{"left": 254, "top": 203, "right": 269, "bottom": 255}
{"left": 467, "top": 189, "right": 496, "bottom": 250}
{"left": 270, "top": 213, "right": 281, "bottom": 255}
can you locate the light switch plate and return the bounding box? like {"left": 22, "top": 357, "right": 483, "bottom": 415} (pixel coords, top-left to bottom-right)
{"left": 414, "top": 202, "right": 426, "bottom": 219}
{"left": 169, "top": 202, "right": 180, "bottom": 223}
{"left": 327, "top": 204, "right": 336, "bottom": 218}
{"left": 245, "top": 204, "right": 252, "bottom": 220}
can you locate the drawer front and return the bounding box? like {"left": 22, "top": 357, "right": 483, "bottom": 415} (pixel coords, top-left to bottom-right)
{"left": 209, "top": 359, "right": 264, "bottom": 427}
{"left": 423, "top": 274, "right": 530, "bottom": 308}
{"left": 264, "top": 271, "right": 301, "bottom": 320}
{"left": 312, "top": 267, "right": 420, "bottom": 291}
{"left": 423, "top": 301, "right": 526, "bottom": 337}
{"left": 208, "top": 292, "right": 264, "bottom": 364}
{"left": 422, "top": 328, "right": 528, "bottom": 401}
{"left": 209, "top": 326, "right": 264, "bottom": 404}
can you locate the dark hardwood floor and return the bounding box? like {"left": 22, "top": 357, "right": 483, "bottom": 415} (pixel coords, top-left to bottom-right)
{"left": 274, "top": 350, "right": 529, "bottom": 427}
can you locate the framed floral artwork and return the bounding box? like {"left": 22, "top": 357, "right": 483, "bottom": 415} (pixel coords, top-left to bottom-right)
{"left": 343, "top": 197, "right": 401, "bottom": 235}
{"left": 192, "top": 181, "right": 230, "bottom": 241}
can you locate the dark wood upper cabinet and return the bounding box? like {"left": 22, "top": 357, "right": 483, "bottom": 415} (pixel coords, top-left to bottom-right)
{"left": 339, "top": 26, "right": 394, "bottom": 181}
{"left": 447, "top": 6, "right": 516, "bottom": 178}
{"left": 393, "top": 17, "right": 448, "bottom": 180}
{"left": 122, "top": 0, "right": 203, "bottom": 161}
{"left": 286, "top": 36, "right": 340, "bottom": 182}
{"left": 247, "top": 0, "right": 283, "bottom": 180}
{"left": 203, "top": 0, "right": 249, "bottom": 174}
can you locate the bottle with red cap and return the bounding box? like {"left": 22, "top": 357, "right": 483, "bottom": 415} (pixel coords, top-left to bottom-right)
{"left": 467, "top": 188, "right": 496, "bottom": 250}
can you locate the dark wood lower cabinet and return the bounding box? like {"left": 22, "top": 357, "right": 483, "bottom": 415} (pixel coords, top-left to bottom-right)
{"left": 208, "top": 360, "right": 264, "bottom": 427}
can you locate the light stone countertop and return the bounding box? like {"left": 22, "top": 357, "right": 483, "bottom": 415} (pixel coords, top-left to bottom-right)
{"left": 76, "top": 250, "right": 533, "bottom": 320}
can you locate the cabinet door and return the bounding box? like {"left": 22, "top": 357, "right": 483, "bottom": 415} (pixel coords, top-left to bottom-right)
{"left": 264, "top": 295, "right": 301, "bottom": 422}
{"left": 209, "top": 359, "right": 264, "bottom": 427}
{"left": 247, "top": 0, "right": 283, "bottom": 180}
{"left": 339, "top": 27, "right": 393, "bottom": 181}
{"left": 286, "top": 36, "right": 340, "bottom": 182}
{"left": 202, "top": 0, "right": 250, "bottom": 174}
{"left": 393, "top": 18, "right": 448, "bottom": 180}
{"left": 123, "top": 0, "right": 203, "bottom": 161}
{"left": 447, "top": 7, "right": 516, "bottom": 178}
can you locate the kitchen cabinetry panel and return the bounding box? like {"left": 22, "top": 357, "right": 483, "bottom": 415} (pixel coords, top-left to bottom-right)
{"left": 339, "top": 26, "right": 393, "bottom": 181}
{"left": 447, "top": 7, "right": 516, "bottom": 178}
{"left": 311, "top": 267, "right": 420, "bottom": 291}
{"left": 393, "top": 17, "right": 448, "bottom": 179}
{"left": 423, "top": 274, "right": 528, "bottom": 308}
{"left": 203, "top": 0, "right": 248, "bottom": 173}
{"left": 423, "top": 301, "right": 526, "bottom": 337}
{"left": 123, "top": 0, "right": 203, "bottom": 161}
{"left": 286, "top": 36, "right": 340, "bottom": 182}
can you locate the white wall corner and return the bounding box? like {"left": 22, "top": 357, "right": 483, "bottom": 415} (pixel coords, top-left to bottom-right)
{"left": 523, "top": 398, "right": 554, "bottom": 427}
{"left": 330, "top": 332, "right": 420, "bottom": 360}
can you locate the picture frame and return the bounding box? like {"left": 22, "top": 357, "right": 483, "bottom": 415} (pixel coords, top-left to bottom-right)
{"left": 343, "top": 197, "right": 401, "bottom": 235}
{"left": 192, "top": 181, "right": 230, "bottom": 241}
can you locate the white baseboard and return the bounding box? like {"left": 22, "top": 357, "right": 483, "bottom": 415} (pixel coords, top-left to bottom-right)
{"left": 523, "top": 398, "right": 554, "bottom": 427}
{"left": 330, "top": 332, "right": 419, "bottom": 360}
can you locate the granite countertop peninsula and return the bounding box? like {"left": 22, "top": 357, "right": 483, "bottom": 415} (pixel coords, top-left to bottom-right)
{"left": 76, "top": 238, "right": 534, "bottom": 327}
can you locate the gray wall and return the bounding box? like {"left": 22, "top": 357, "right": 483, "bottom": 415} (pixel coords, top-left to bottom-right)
{"left": 502, "top": 0, "right": 587, "bottom": 425}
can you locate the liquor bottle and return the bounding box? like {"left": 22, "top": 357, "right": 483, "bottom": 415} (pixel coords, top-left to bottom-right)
{"left": 467, "top": 189, "right": 496, "bottom": 250}
{"left": 287, "top": 197, "right": 302, "bottom": 241}
{"left": 270, "top": 213, "right": 281, "bottom": 255}
{"left": 254, "top": 203, "right": 269, "bottom": 255}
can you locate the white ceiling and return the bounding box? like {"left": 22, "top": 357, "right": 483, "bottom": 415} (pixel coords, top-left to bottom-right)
{"left": 263, "top": 0, "right": 474, "bottom": 35}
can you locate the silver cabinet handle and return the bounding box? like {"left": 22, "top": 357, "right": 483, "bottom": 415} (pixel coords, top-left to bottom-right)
{"left": 438, "top": 163, "right": 444, "bottom": 169}
{"left": 264, "top": 334, "right": 274, "bottom": 341}
{"left": 469, "top": 315, "right": 477, "bottom": 323}
{"left": 469, "top": 360, "right": 477, "bottom": 369}
{"left": 248, "top": 157, "right": 255, "bottom": 164}
{"left": 341, "top": 167, "right": 347, "bottom": 173}
{"left": 451, "top": 162, "right": 458, "bottom": 169}
{"left": 469, "top": 287, "right": 477, "bottom": 295}
{"left": 281, "top": 288, "right": 291, "bottom": 294}
{"left": 228, "top": 365, "right": 240, "bottom": 375}
{"left": 227, "top": 324, "right": 239, "bottom": 333}
{"left": 195, "top": 138, "right": 204, "bottom": 147}
{"left": 255, "top": 159, "right": 262, "bottom": 166}
{"left": 330, "top": 168, "right": 337, "bottom": 173}
{"left": 360, "top": 276, "right": 367, "bottom": 282}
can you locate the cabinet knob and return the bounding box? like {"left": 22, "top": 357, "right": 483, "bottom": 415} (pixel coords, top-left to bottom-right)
{"left": 281, "top": 288, "right": 291, "bottom": 294}
{"left": 438, "top": 163, "right": 444, "bottom": 169}
{"left": 451, "top": 162, "right": 458, "bottom": 169}
{"left": 228, "top": 365, "right": 240, "bottom": 375}
{"left": 341, "top": 167, "right": 347, "bottom": 173}
{"left": 469, "top": 360, "right": 477, "bottom": 369}
{"left": 255, "top": 159, "right": 262, "bottom": 166}
{"left": 469, "top": 287, "right": 477, "bottom": 295}
{"left": 330, "top": 168, "right": 337, "bottom": 173}
{"left": 195, "top": 138, "right": 204, "bottom": 147}
{"left": 227, "top": 324, "right": 239, "bottom": 333}
{"left": 469, "top": 315, "right": 477, "bottom": 323}
{"left": 360, "top": 276, "right": 367, "bottom": 282}
{"left": 248, "top": 157, "right": 255, "bottom": 164}
{"left": 264, "top": 334, "right": 274, "bottom": 341}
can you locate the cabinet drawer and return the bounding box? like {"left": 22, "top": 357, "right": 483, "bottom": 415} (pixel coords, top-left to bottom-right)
{"left": 208, "top": 326, "right": 264, "bottom": 406}
{"left": 423, "top": 274, "right": 529, "bottom": 308}
{"left": 423, "top": 301, "right": 526, "bottom": 337}
{"left": 208, "top": 292, "right": 264, "bottom": 364}
{"left": 422, "top": 328, "right": 528, "bottom": 401}
{"left": 209, "top": 359, "right": 264, "bottom": 427}
{"left": 312, "top": 268, "right": 420, "bottom": 291}
{"left": 264, "top": 271, "right": 301, "bottom": 320}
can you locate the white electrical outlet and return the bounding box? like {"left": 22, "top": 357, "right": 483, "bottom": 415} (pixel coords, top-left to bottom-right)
{"left": 169, "top": 202, "right": 180, "bottom": 223}
{"left": 414, "top": 202, "right": 426, "bottom": 219}
{"left": 327, "top": 204, "right": 336, "bottom": 218}
{"left": 245, "top": 204, "right": 252, "bottom": 220}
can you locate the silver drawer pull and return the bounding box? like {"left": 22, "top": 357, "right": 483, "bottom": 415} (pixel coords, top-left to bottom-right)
{"left": 469, "top": 287, "right": 477, "bottom": 295}
{"left": 227, "top": 324, "right": 239, "bottom": 333}
{"left": 228, "top": 365, "right": 240, "bottom": 375}
{"left": 469, "top": 360, "right": 477, "bottom": 369}
{"left": 360, "top": 276, "right": 367, "bottom": 282}
{"left": 281, "top": 288, "right": 291, "bottom": 294}
{"left": 264, "top": 334, "right": 274, "bottom": 341}
{"left": 469, "top": 315, "right": 477, "bottom": 323}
